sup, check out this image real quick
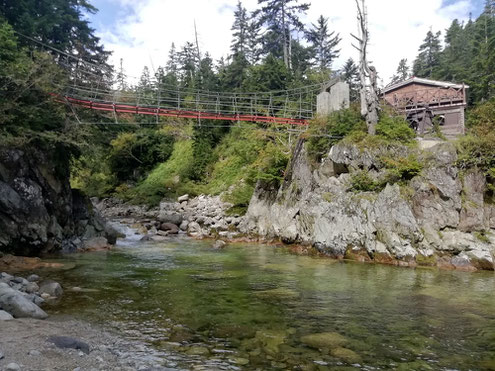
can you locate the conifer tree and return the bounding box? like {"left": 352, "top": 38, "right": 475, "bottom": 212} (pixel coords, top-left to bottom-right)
{"left": 231, "top": 1, "right": 250, "bottom": 57}
{"left": 390, "top": 58, "right": 410, "bottom": 84}
{"left": 254, "top": 0, "right": 310, "bottom": 69}
{"left": 342, "top": 58, "right": 359, "bottom": 101}
{"left": 305, "top": 15, "right": 341, "bottom": 70}
{"left": 412, "top": 30, "right": 442, "bottom": 78}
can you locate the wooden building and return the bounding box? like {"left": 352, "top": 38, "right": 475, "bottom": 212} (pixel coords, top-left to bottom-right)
{"left": 382, "top": 77, "right": 469, "bottom": 137}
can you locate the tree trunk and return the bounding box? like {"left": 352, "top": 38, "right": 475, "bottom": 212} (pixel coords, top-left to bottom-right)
{"left": 353, "top": 0, "right": 379, "bottom": 135}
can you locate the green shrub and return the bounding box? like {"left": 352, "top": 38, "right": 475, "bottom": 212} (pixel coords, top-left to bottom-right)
{"left": 306, "top": 105, "right": 366, "bottom": 162}
{"left": 108, "top": 129, "right": 175, "bottom": 181}
{"left": 382, "top": 154, "right": 423, "bottom": 182}
{"left": 223, "top": 182, "right": 255, "bottom": 216}
{"left": 349, "top": 171, "right": 381, "bottom": 192}
{"left": 467, "top": 98, "right": 495, "bottom": 136}
{"left": 376, "top": 113, "right": 416, "bottom": 143}
{"left": 130, "top": 140, "right": 194, "bottom": 204}
{"left": 254, "top": 141, "right": 290, "bottom": 186}
{"left": 456, "top": 134, "right": 495, "bottom": 171}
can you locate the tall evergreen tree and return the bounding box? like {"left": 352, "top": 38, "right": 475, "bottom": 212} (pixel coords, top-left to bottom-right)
{"left": 305, "top": 15, "right": 341, "bottom": 70}
{"left": 0, "top": 0, "right": 111, "bottom": 72}
{"left": 390, "top": 58, "right": 410, "bottom": 84}
{"left": 178, "top": 41, "right": 199, "bottom": 89}
{"left": 231, "top": 1, "right": 250, "bottom": 56}
{"left": 412, "top": 30, "right": 442, "bottom": 78}
{"left": 341, "top": 58, "right": 359, "bottom": 101}
{"left": 254, "top": 0, "right": 310, "bottom": 69}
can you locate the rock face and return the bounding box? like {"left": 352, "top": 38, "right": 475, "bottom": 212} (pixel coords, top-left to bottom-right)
{"left": 0, "top": 146, "right": 117, "bottom": 255}
{"left": 240, "top": 139, "right": 495, "bottom": 271}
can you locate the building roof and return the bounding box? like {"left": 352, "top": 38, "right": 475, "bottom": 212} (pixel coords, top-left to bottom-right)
{"left": 383, "top": 77, "right": 469, "bottom": 94}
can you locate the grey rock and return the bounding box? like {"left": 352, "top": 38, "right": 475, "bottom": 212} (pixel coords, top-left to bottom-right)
{"left": 28, "top": 349, "right": 41, "bottom": 356}
{"left": 159, "top": 223, "right": 179, "bottom": 234}
{"left": 158, "top": 212, "right": 183, "bottom": 226}
{"left": 459, "top": 170, "right": 486, "bottom": 232}
{"left": 0, "top": 309, "right": 14, "bottom": 320}
{"left": 82, "top": 236, "right": 109, "bottom": 250}
{"left": 12, "top": 277, "right": 28, "bottom": 285}
{"left": 177, "top": 194, "right": 189, "bottom": 203}
{"left": 47, "top": 335, "right": 90, "bottom": 354}
{"left": 0, "top": 350, "right": 3, "bottom": 359}
{"left": 213, "top": 240, "right": 227, "bottom": 249}
{"left": 39, "top": 280, "right": 63, "bottom": 298}
{"left": 24, "top": 282, "right": 39, "bottom": 294}
{"left": 5, "top": 363, "right": 21, "bottom": 371}
{"left": 179, "top": 220, "right": 189, "bottom": 231}
{"left": 1, "top": 272, "right": 14, "bottom": 281}
{"left": 26, "top": 274, "right": 40, "bottom": 282}
{"left": 25, "top": 294, "right": 45, "bottom": 306}
{"left": 0, "top": 283, "right": 48, "bottom": 319}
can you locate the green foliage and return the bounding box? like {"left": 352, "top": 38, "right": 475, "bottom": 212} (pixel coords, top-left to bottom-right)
{"left": 130, "top": 140, "right": 195, "bottom": 205}
{"left": 376, "top": 113, "right": 416, "bottom": 143}
{"left": 223, "top": 182, "right": 255, "bottom": 216}
{"left": 349, "top": 171, "right": 381, "bottom": 192}
{"left": 254, "top": 141, "right": 290, "bottom": 186}
{"left": 456, "top": 134, "right": 495, "bottom": 171}
{"left": 473, "top": 231, "right": 491, "bottom": 244}
{"left": 187, "top": 124, "right": 229, "bottom": 181}
{"left": 381, "top": 154, "right": 423, "bottom": 182}
{"left": 306, "top": 105, "right": 366, "bottom": 162}
{"left": 108, "top": 129, "right": 175, "bottom": 182}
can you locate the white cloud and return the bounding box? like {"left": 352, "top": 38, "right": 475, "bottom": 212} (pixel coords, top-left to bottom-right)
{"left": 95, "top": 0, "right": 475, "bottom": 87}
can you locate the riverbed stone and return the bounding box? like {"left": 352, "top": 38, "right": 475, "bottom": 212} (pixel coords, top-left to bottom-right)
{"left": 300, "top": 332, "right": 349, "bottom": 350}
{"left": 25, "top": 282, "right": 39, "bottom": 294}
{"left": 47, "top": 335, "right": 90, "bottom": 354}
{"left": 26, "top": 274, "right": 40, "bottom": 282}
{"left": 82, "top": 236, "right": 109, "bottom": 250}
{"left": 0, "top": 309, "right": 14, "bottom": 320}
{"left": 5, "top": 363, "right": 21, "bottom": 371}
{"left": 0, "top": 283, "right": 47, "bottom": 319}
{"left": 331, "top": 347, "right": 361, "bottom": 363}
{"left": 158, "top": 212, "right": 183, "bottom": 226}
{"left": 159, "top": 223, "right": 179, "bottom": 234}
{"left": 178, "top": 194, "right": 189, "bottom": 203}
{"left": 213, "top": 240, "right": 226, "bottom": 249}
{"left": 39, "top": 280, "right": 63, "bottom": 298}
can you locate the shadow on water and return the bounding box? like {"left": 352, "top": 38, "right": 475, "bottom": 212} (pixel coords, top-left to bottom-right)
{"left": 37, "top": 236, "right": 495, "bottom": 370}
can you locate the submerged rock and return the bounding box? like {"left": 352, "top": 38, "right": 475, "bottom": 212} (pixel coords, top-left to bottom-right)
{"left": 47, "top": 335, "right": 90, "bottom": 354}
{"left": 331, "top": 347, "right": 361, "bottom": 363}
{"left": 212, "top": 240, "right": 227, "bottom": 249}
{"left": 300, "top": 332, "right": 349, "bottom": 350}
{"left": 39, "top": 280, "right": 63, "bottom": 298}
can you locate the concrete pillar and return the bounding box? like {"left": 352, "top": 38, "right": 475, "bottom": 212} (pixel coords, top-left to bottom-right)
{"left": 316, "top": 82, "right": 350, "bottom": 116}
{"left": 330, "top": 82, "right": 350, "bottom": 111}
{"left": 316, "top": 91, "right": 331, "bottom": 116}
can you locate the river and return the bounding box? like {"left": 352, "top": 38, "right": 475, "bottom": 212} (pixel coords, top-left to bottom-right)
{"left": 37, "top": 229, "right": 494, "bottom": 370}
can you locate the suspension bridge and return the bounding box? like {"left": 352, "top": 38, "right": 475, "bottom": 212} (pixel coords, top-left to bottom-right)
{"left": 17, "top": 32, "right": 330, "bottom": 127}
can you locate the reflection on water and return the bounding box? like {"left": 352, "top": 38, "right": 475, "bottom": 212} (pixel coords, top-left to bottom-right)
{"left": 41, "top": 237, "right": 495, "bottom": 370}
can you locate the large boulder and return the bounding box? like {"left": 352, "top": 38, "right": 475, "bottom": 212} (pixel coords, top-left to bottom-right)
{"left": 0, "top": 283, "right": 47, "bottom": 319}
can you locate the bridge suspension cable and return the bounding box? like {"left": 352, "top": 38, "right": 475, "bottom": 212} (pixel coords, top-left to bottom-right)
{"left": 15, "top": 31, "right": 331, "bottom": 126}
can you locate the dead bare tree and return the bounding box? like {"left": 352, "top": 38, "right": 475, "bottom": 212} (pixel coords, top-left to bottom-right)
{"left": 351, "top": 0, "right": 379, "bottom": 135}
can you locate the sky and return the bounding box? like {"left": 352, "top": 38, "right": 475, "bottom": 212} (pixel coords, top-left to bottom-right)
{"left": 86, "top": 0, "right": 485, "bottom": 87}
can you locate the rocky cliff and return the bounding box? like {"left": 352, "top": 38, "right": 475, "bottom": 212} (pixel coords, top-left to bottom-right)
{"left": 0, "top": 145, "right": 117, "bottom": 256}
{"left": 241, "top": 139, "right": 495, "bottom": 271}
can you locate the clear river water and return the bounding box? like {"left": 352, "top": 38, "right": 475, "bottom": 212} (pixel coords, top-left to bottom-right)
{"left": 39, "top": 232, "right": 494, "bottom": 370}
